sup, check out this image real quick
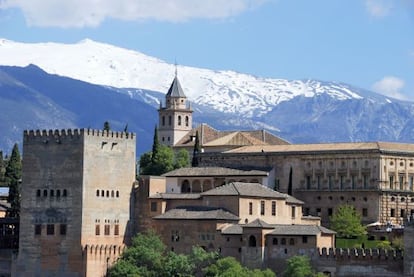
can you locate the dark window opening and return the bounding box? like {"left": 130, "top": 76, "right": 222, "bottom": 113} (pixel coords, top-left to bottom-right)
{"left": 60, "top": 224, "right": 67, "bottom": 235}
{"left": 104, "top": 225, "right": 110, "bottom": 236}
{"left": 248, "top": 235, "right": 257, "bottom": 247}
{"left": 272, "top": 238, "right": 278, "bottom": 245}
{"left": 63, "top": 189, "right": 67, "bottom": 197}
{"left": 47, "top": 224, "right": 54, "bottom": 235}
{"left": 36, "top": 189, "right": 41, "bottom": 197}
{"left": 151, "top": 202, "right": 157, "bottom": 212}
{"left": 114, "top": 224, "right": 119, "bottom": 236}
{"left": 95, "top": 225, "right": 100, "bottom": 236}
{"left": 35, "top": 224, "right": 41, "bottom": 235}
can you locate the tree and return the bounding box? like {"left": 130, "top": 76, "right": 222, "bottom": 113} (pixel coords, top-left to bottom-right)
{"left": 103, "top": 121, "right": 111, "bottom": 131}
{"left": 139, "top": 151, "right": 153, "bottom": 175}
{"left": 283, "top": 255, "right": 313, "bottom": 277}
{"left": 330, "top": 204, "right": 366, "bottom": 238}
{"left": 5, "top": 143, "right": 22, "bottom": 218}
{"left": 192, "top": 130, "right": 201, "bottom": 167}
{"left": 204, "top": 256, "right": 275, "bottom": 277}
{"left": 151, "top": 125, "right": 160, "bottom": 165}
{"left": 175, "top": 149, "right": 190, "bottom": 169}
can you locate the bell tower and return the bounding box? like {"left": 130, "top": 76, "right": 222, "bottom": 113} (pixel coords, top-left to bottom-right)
{"left": 158, "top": 72, "right": 193, "bottom": 146}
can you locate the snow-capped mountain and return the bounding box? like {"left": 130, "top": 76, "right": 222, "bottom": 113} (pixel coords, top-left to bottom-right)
{"left": 0, "top": 39, "right": 366, "bottom": 117}
{"left": 1, "top": 38, "right": 414, "bottom": 156}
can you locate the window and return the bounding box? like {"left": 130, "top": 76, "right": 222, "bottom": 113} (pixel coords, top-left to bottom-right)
{"left": 114, "top": 224, "right": 119, "bottom": 236}
{"left": 363, "top": 175, "right": 368, "bottom": 189}
{"left": 302, "top": 236, "right": 308, "bottom": 244}
{"left": 306, "top": 176, "right": 311, "bottom": 189}
{"left": 101, "top": 190, "right": 104, "bottom": 197}
{"left": 260, "top": 201, "right": 265, "bottom": 216}
{"left": 104, "top": 225, "right": 110, "bottom": 235}
{"left": 328, "top": 175, "right": 333, "bottom": 189}
{"left": 56, "top": 189, "right": 61, "bottom": 197}
{"left": 362, "top": 208, "right": 368, "bottom": 217}
{"left": 95, "top": 225, "right": 100, "bottom": 236}
{"left": 317, "top": 176, "right": 321, "bottom": 189}
{"left": 281, "top": 238, "right": 286, "bottom": 245}
{"left": 185, "top": 116, "right": 189, "bottom": 127}
{"left": 390, "top": 175, "right": 394, "bottom": 189}
{"left": 289, "top": 238, "right": 295, "bottom": 245}
{"left": 316, "top": 208, "right": 321, "bottom": 216}
{"left": 272, "top": 238, "right": 278, "bottom": 245}
{"left": 43, "top": 189, "right": 48, "bottom": 197}
{"left": 410, "top": 176, "right": 414, "bottom": 191}
{"left": 168, "top": 116, "right": 172, "bottom": 126}
{"left": 401, "top": 209, "right": 405, "bottom": 218}
{"left": 36, "top": 189, "right": 41, "bottom": 197}
{"left": 50, "top": 190, "right": 54, "bottom": 197}
{"left": 178, "top": 115, "right": 182, "bottom": 126}
{"left": 390, "top": 208, "right": 395, "bottom": 217}
{"left": 151, "top": 202, "right": 157, "bottom": 212}
{"left": 111, "top": 190, "right": 114, "bottom": 197}
{"left": 291, "top": 206, "right": 296, "bottom": 218}
{"left": 35, "top": 224, "right": 41, "bottom": 235}
{"left": 340, "top": 175, "right": 344, "bottom": 190}
{"left": 162, "top": 116, "right": 165, "bottom": 126}
{"left": 63, "top": 189, "right": 68, "bottom": 197}
{"left": 106, "top": 190, "right": 109, "bottom": 197}
{"left": 116, "top": 191, "right": 119, "bottom": 198}
{"left": 60, "top": 224, "right": 67, "bottom": 235}
{"left": 328, "top": 208, "right": 333, "bottom": 216}
{"left": 249, "top": 202, "right": 253, "bottom": 215}
{"left": 351, "top": 175, "right": 356, "bottom": 189}
{"left": 271, "top": 201, "right": 276, "bottom": 216}
{"left": 47, "top": 224, "right": 54, "bottom": 235}
{"left": 399, "top": 175, "right": 404, "bottom": 190}
{"left": 96, "top": 190, "right": 100, "bottom": 197}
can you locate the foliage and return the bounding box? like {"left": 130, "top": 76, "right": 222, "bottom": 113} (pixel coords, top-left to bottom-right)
{"left": 391, "top": 237, "right": 404, "bottom": 251}
{"left": 139, "top": 151, "right": 153, "bottom": 175}
{"left": 192, "top": 130, "right": 201, "bottom": 167}
{"left": 204, "top": 256, "right": 275, "bottom": 277}
{"left": 109, "top": 231, "right": 275, "bottom": 277}
{"left": 329, "top": 204, "right": 366, "bottom": 238}
{"left": 376, "top": 240, "right": 392, "bottom": 250}
{"left": 175, "top": 149, "right": 190, "bottom": 169}
{"left": 103, "top": 121, "right": 111, "bottom": 131}
{"left": 5, "top": 143, "right": 22, "bottom": 217}
{"left": 336, "top": 236, "right": 388, "bottom": 249}
{"left": 283, "top": 255, "right": 313, "bottom": 277}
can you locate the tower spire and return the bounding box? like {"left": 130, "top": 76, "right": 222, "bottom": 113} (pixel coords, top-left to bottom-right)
{"left": 174, "top": 59, "right": 178, "bottom": 77}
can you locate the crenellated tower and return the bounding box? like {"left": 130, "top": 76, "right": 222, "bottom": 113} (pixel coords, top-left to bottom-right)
{"left": 158, "top": 73, "right": 193, "bottom": 146}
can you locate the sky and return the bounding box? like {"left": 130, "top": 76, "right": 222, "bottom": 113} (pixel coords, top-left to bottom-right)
{"left": 0, "top": 0, "right": 413, "bottom": 100}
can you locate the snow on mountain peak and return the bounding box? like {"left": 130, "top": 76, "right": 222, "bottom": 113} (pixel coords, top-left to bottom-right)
{"left": 0, "top": 38, "right": 364, "bottom": 117}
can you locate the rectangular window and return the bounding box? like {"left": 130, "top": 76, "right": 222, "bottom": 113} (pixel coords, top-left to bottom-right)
{"left": 114, "top": 224, "right": 119, "bottom": 236}
{"left": 340, "top": 175, "right": 344, "bottom": 190}
{"left": 60, "top": 224, "right": 67, "bottom": 235}
{"left": 104, "top": 225, "right": 110, "bottom": 236}
{"left": 46, "top": 224, "right": 54, "bottom": 235}
{"left": 390, "top": 208, "right": 395, "bottom": 217}
{"left": 306, "top": 176, "right": 311, "bottom": 189}
{"left": 328, "top": 175, "right": 332, "bottom": 190}
{"left": 95, "top": 225, "right": 100, "bottom": 236}
{"left": 150, "top": 201, "right": 157, "bottom": 212}
{"left": 35, "top": 224, "right": 42, "bottom": 235}
{"left": 410, "top": 176, "right": 414, "bottom": 191}
{"left": 291, "top": 206, "right": 296, "bottom": 218}
{"left": 271, "top": 201, "right": 276, "bottom": 216}
{"left": 317, "top": 176, "right": 321, "bottom": 189}
{"left": 362, "top": 208, "right": 368, "bottom": 217}
{"left": 363, "top": 175, "right": 368, "bottom": 189}
{"left": 390, "top": 175, "right": 394, "bottom": 190}
{"left": 399, "top": 175, "right": 404, "bottom": 190}
{"left": 328, "top": 208, "right": 333, "bottom": 216}
{"left": 249, "top": 202, "right": 253, "bottom": 215}
{"left": 260, "top": 201, "right": 265, "bottom": 216}
{"left": 302, "top": 236, "right": 308, "bottom": 244}
{"left": 351, "top": 175, "right": 356, "bottom": 189}
{"left": 316, "top": 208, "right": 321, "bottom": 216}
{"left": 401, "top": 209, "right": 405, "bottom": 218}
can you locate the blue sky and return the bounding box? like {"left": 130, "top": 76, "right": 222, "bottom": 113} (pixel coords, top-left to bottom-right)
{"left": 0, "top": 0, "right": 413, "bottom": 100}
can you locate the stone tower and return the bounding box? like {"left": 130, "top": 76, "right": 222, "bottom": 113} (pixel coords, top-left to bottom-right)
{"left": 14, "top": 129, "right": 136, "bottom": 277}
{"left": 158, "top": 74, "right": 193, "bottom": 146}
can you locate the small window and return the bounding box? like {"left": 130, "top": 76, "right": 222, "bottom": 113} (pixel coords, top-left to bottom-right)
{"left": 35, "top": 224, "right": 42, "bottom": 235}
{"left": 114, "top": 224, "right": 119, "bottom": 236}
{"left": 111, "top": 190, "right": 114, "bottom": 197}
{"left": 104, "top": 225, "right": 110, "bottom": 236}
{"left": 391, "top": 208, "right": 395, "bottom": 217}
{"left": 260, "top": 201, "right": 265, "bottom": 216}
{"left": 101, "top": 190, "right": 105, "bottom": 197}
{"left": 249, "top": 202, "right": 253, "bottom": 215}
{"left": 63, "top": 189, "right": 67, "bottom": 197}
{"left": 291, "top": 206, "right": 296, "bottom": 218}
{"left": 281, "top": 238, "right": 286, "bottom": 245}
{"left": 302, "top": 236, "right": 308, "bottom": 244}
{"left": 56, "top": 190, "right": 61, "bottom": 197}
{"left": 95, "top": 225, "right": 100, "bottom": 236}
{"left": 43, "top": 189, "right": 48, "bottom": 197}
{"left": 271, "top": 201, "right": 276, "bottom": 216}
{"left": 106, "top": 190, "right": 109, "bottom": 197}
{"left": 116, "top": 191, "right": 119, "bottom": 198}
{"left": 185, "top": 116, "right": 189, "bottom": 127}
{"left": 96, "top": 190, "right": 100, "bottom": 197}
{"left": 272, "top": 238, "right": 278, "bottom": 245}
{"left": 328, "top": 208, "right": 333, "bottom": 216}
{"left": 150, "top": 202, "right": 157, "bottom": 212}
{"left": 36, "top": 189, "right": 41, "bottom": 197}
{"left": 362, "top": 208, "right": 368, "bottom": 217}
{"left": 50, "top": 190, "right": 54, "bottom": 197}
{"left": 289, "top": 238, "right": 295, "bottom": 245}
{"left": 178, "top": 115, "right": 182, "bottom": 126}
{"left": 60, "top": 224, "right": 67, "bottom": 235}
{"left": 47, "top": 224, "right": 55, "bottom": 235}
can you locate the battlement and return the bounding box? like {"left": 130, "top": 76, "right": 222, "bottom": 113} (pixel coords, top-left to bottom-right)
{"left": 23, "top": 128, "right": 135, "bottom": 141}
{"left": 317, "top": 247, "right": 403, "bottom": 260}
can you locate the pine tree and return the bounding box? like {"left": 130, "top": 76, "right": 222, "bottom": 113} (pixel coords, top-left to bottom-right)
{"left": 5, "top": 143, "right": 22, "bottom": 218}
{"left": 192, "top": 131, "right": 201, "bottom": 167}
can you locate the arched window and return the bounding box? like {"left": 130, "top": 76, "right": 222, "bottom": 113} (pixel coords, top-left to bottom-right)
{"left": 178, "top": 115, "right": 182, "bottom": 126}
{"left": 185, "top": 116, "right": 189, "bottom": 126}
{"left": 162, "top": 116, "right": 165, "bottom": 126}
{"left": 36, "top": 189, "right": 41, "bottom": 197}
{"left": 248, "top": 235, "right": 257, "bottom": 247}
{"left": 281, "top": 238, "right": 286, "bottom": 245}
{"left": 50, "top": 190, "right": 54, "bottom": 197}
{"left": 43, "top": 189, "right": 48, "bottom": 197}
{"left": 111, "top": 190, "right": 114, "bottom": 197}
{"left": 101, "top": 190, "right": 105, "bottom": 197}
{"left": 106, "top": 190, "right": 109, "bottom": 197}
{"left": 289, "top": 238, "right": 295, "bottom": 245}
{"left": 63, "top": 189, "right": 68, "bottom": 197}
{"left": 181, "top": 180, "right": 191, "bottom": 193}
{"left": 168, "top": 116, "right": 172, "bottom": 126}
{"left": 116, "top": 191, "right": 119, "bottom": 198}
{"left": 192, "top": 180, "right": 202, "bottom": 193}
{"left": 272, "top": 238, "right": 278, "bottom": 245}
{"left": 96, "top": 190, "right": 100, "bottom": 197}
{"left": 56, "top": 190, "right": 61, "bottom": 197}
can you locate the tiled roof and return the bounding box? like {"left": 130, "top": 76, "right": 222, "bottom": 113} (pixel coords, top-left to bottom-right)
{"left": 153, "top": 206, "right": 240, "bottom": 221}
{"left": 243, "top": 219, "right": 274, "bottom": 228}
{"left": 174, "top": 123, "right": 289, "bottom": 148}
{"left": 162, "top": 167, "right": 270, "bottom": 177}
{"left": 149, "top": 193, "right": 201, "bottom": 200}
{"left": 201, "top": 182, "right": 303, "bottom": 204}
{"left": 225, "top": 141, "right": 414, "bottom": 154}
{"left": 221, "top": 224, "right": 243, "bottom": 235}
{"left": 268, "top": 224, "right": 336, "bottom": 236}
{"left": 166, "top": 76, "right": 186, "bottom": 98}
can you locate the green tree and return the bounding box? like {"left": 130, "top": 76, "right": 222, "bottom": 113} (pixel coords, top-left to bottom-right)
{"left": 330, "top": 204, "right": 366, "bottom": 238}
{"left": 204, "top": 256, "right": 275, "bottom": 277}
{"left": 5, "top": 143, "right": 22, "bottom": 218}
{"left": 192, "top": 130, "right": 201, "bottom": 167}
{"left": 283, "top": 255, "right": 313, "bottom": 277}
{"left": 175, "top": 149, "right": 190, "bottom": 169}
{"left": 103, "top": 121, "right": 111, "bottom": 131}
{"left": 139, "top": 151, "right": 153, "bottom": 175}
{"left": 151, "top": 125, "right": 160, "bottom": 164}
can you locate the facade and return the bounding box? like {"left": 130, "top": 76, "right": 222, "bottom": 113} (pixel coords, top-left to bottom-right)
{"left": 198, "top": 142, "right": 414, "bottom": 227}
{"left": 14, "top": 129, "right": 136, "bottom": 277}
{"left": 135, "top": 176, "right": 335, "bottom": 273}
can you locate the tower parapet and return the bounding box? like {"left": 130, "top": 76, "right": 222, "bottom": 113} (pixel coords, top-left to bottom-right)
{"left": 23, "top": 128, "right": 135, "bottom": 142}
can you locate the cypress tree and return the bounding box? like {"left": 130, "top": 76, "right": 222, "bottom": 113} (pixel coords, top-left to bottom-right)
{"left": 192, "top": 131, "right": 201, "bottom": 167}
{"left": 5, "top": 143, "right": 22, "bottom": 218}
{"left": 151, "top": 125, "right": 160, "bottom": 164}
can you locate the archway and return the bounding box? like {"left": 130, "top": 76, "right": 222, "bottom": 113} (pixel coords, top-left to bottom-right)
{"left": 248, "top": 235, "right": 257, "bottom": 247}
{"left": 181, "top": 180, "right": 191, "bottom": 193}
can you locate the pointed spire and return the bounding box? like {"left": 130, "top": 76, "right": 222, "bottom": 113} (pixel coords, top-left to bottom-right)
{"left": 174, "top": 59, "right": 178, "bottom": 77}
